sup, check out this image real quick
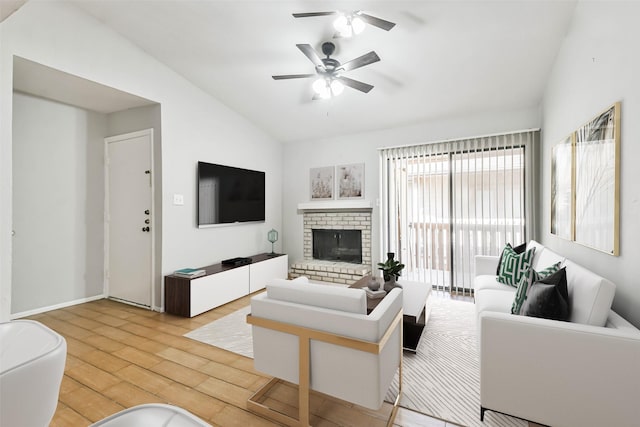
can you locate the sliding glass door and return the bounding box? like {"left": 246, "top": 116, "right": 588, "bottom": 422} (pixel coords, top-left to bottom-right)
{"left": 379, "top": 131, "right": 536, "bottom": 294}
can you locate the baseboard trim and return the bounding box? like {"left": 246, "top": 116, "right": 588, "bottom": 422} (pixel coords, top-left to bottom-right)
{"left": 10, "top": 294, "right": 105, "bottom": 319}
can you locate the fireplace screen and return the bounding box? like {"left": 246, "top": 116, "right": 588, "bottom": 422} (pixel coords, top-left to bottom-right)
{"left": 312, "top": 229, "right": 362, "bottom": 264}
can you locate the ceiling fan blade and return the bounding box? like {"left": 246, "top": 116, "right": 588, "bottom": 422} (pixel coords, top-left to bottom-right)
{"left": 357, "top": 12, "right": 396, "bottom": 31}
{"left": 293, "top": 11, "right": 338, "bottom": 18}
{"left": 336, "top": 76, "right": 374, "bottom": 93}
{"left": 272, "top": 74, "right": 315, "bottom": 80}
{"left": 339, "top": 51, "right": 380, "bottom": 72}
{"left": 296, "top": 44, "right": 326, "bottom": 70}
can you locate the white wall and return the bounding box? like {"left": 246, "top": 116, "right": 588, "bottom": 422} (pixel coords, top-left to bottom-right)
{"left": 0, "top": 2, "right": 282, "bottom": 320}
{"left": 282, "top": 107, "right": 540, "bottom": 270}
{"left": 11, "top": 92, "right": 106, "bottom": 314}
{"left": 540, "top": 1, "right": 640, "bottom": 327}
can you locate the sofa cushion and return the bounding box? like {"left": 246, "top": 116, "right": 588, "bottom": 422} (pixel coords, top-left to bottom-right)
{"left": 528, "top": 241, "right": 564, "bottom": 272}
{"left": 497, "top": 245, "right": 536, "bottom": 287}
{"left": 474, "top": 275, "right": 515, "bottom": 293}
{"left": 520, "top": 268, "right": 570, "bottom": 321}
{"left": 563, "top": 260, "right": 615, "bottom": 326}
{"left": 496, "top": 242, "right": 526, "bottom": 274}
{"left": 266, "top": 279, "right": 367, "bottom": 314}
{"left": 475, "top": 289, "right": 516, "bottom": 316}
{"left": 511, "top": 262, "right": 562, "bottom": 314}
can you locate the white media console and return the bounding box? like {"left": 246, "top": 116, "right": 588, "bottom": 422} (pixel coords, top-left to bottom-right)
{"left": 164, "top": 253, "right": 288, "bottom": 317}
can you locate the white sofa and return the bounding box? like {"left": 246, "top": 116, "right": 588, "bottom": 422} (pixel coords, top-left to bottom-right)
{"left": 247, "top": 278, "right": 403, "bottom": 426}
{"left": 474, "top": 240, "right": 640, "bottom": 427}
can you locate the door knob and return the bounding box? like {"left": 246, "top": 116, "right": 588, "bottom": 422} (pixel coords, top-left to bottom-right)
{"left": 142, "top": 226, "right": 150, "bottom": 232}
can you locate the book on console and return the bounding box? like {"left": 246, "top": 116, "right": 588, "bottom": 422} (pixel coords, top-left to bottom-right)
{"left": 173, "top": 268, "right": 206, "bottom": 278}
{"left": 364, "top": 288, "right": 386, "bottom": 299}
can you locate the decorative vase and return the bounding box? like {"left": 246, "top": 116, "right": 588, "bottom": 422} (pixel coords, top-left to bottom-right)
{"left": 367, "top": 277, "right": 380, "bottom": 291}
{"left": 384, "top": 275, "right": 400, "bottom": 292}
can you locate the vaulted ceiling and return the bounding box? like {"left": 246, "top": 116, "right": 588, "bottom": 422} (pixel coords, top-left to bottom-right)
{"left": 70, "top": 0, "right": 577, "bottom": 143}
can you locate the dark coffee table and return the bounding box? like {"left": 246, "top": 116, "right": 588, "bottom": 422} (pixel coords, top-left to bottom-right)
{"left": 350, "top": 276, "right": 431, "bottom": 351}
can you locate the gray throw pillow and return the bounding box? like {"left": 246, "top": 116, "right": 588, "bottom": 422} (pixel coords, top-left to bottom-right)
{"left": 520, "top": 268, "right": 570, "bottom": 321}
{"left": 511, "top": 262, "right": 562, "bottom": 314}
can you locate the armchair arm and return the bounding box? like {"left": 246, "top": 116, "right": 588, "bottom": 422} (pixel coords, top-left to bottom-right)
{"left": 480, "top": 311, "right": 640, "bottom": 426}
{"left": 475, "top": 255, "right": 500, "bottom": 276}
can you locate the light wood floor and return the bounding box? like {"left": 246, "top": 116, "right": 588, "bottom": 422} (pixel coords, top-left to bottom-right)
{"left": 30, "top": 294, "right": 466, "bottom": 426}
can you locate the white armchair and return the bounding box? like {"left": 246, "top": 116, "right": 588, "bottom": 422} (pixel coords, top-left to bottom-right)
{"left": 0, "top": 320, "right": 67, "bottom": 427}
{"left": 1, "top": 320, "right": 212, "bottom": 427}
{"left": 90, "top": 403, "right": 212, "bottom": 426}
{"left": 247, "top": 279, "right": 403, "bottom": 427}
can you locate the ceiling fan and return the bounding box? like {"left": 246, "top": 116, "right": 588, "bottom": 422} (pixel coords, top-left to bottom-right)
{"left": 272, "top": 42, "right": 380, "bottom": 99}
{"left": 293, "top": 11, "right": 396, "bottom": 37}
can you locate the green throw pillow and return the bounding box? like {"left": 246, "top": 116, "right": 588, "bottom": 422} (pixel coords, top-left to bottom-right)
{"left": 497, "top": 244, "right": 536, "bottom": 287}
{"left": 511, "top": 262, "right": 562, "bottom": 314}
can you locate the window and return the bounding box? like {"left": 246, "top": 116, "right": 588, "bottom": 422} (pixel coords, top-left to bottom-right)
{"left": 379, "top": 130, "right": 538, "bottom": 293}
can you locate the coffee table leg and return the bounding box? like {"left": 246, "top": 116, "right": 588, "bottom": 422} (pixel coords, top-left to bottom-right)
{"left": 402, "top": 311, "right": 426, "bottom": 352}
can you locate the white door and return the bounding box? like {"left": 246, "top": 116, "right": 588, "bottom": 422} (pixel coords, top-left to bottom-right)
{"left": 105, "top": 129, "right": 154, "bottom": 307}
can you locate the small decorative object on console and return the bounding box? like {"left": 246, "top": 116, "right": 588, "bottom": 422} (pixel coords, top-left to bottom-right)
{"left": 173, "top": 268, "right": 206, "bottom": 278}
{"left": 267, "top": 229, "right": 279, "bottom": 255}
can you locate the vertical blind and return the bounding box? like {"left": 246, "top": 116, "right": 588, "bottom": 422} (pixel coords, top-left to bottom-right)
{"left": 379, "top": 130, "right": 538, "bottom": 294}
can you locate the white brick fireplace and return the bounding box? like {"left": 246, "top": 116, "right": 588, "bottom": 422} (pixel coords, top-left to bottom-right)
{"left": 290, "top": 202, "right": 373, "bottom": 284}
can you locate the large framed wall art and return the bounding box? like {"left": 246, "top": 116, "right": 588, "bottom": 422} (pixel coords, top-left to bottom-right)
{"left": 550, "top": 134, "right": 574, "bottom": 240}
{"left": 574, "top": 102, "right": 620, "bottom": 255}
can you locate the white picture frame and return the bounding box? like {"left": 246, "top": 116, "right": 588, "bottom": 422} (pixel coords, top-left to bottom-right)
{"left": 310, "top": 166, "right": 334, "bottom": 200}
{"left": 337, "top": 163, "right": 365, "bottom": 199}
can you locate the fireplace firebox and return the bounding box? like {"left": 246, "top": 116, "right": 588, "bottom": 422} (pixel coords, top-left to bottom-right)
{"left": 312, "top": 229, "right": 362, "bottom": 264}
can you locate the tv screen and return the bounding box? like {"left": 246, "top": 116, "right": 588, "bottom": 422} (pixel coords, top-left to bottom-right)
{"left": 197, "top": 162, "right": 265, "bottom": 227}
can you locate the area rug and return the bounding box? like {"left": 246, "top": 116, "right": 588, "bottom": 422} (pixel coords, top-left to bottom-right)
{"left": 384, "top": 298, "right": 526, "bottom": 427}
{"left": 185, "top": 305, "right": 253, "bottom": 358}
{"left": 185, "top": 298, "right": 526, "bottom": 427}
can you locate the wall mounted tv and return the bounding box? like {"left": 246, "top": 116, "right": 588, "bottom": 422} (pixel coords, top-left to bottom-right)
{"left": 197, "top": 161, "right": 265, "bottom": 227}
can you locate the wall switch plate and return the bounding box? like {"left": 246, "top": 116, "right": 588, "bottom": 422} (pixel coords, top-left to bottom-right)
{"left": 173, "top": 194, "right": 184, "bottom": 205}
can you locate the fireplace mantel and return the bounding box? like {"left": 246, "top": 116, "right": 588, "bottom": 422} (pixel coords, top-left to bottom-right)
{"left": 297, "top": 200, "right": 373, "bottom": 212}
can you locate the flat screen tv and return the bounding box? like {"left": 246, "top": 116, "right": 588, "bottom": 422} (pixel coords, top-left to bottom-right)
{"left": 197, "top": 161, "right": 265, "bottom": 227}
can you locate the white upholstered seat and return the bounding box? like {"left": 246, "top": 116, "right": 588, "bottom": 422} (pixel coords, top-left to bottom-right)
{"left": 90, "top": 403, "right": 212, "bottom": 426}
{"left": 0, "top": 320, "right": 67, "bottom": 427}
{"left": 247, "top": 278, "right": 403, "bottom": 426}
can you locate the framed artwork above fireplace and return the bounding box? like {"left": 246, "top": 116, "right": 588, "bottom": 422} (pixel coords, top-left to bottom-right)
{"left": 310, "top": 166, "right": 334, "bottom": 200}
{"left": 337, "top": 163, "right": 364, "bottom": 199}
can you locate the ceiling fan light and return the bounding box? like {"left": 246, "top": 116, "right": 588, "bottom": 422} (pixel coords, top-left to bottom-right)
{"left": 312, "top": 78, "right": 331, "bottom": 99}
{"left": 330, "top": 79, "right": 344, "bottom": 96}
{"left": 333, "top": 14, "right": 353, "bottom": 37}
{"left": 351, "top": 16, "right": 366, "bottom": 34}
